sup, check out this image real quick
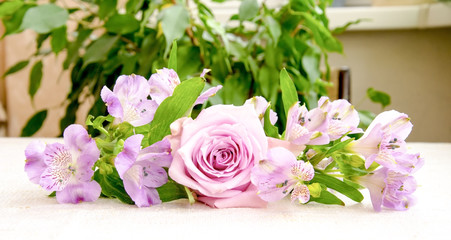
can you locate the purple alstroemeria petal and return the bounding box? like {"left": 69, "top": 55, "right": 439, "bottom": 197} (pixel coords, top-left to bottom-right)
{"left": 200, "top": 68, "right": 211, "bottom": 78}
{"left": 55, "top": 181, "right": 101, "bottom": 204}
{"left": 101, "top": 86, "right": 124, "bottom": 119}
{"left": 24, "top": 140, "right": 46, "bottom": 184}
{"left": 114, "top": 75, "right": 150, "bottom": 103}
{"left": 139, "top": 139, "right": 173, "bottom": 168}
{"left": 244, "top": 96, "right": 278, "bottom": 125}
{"left": 367, "top": 110, "right": 413, "bottom": 141}
{"left": 149, "top": 68, "right": 180, "bottom": 105}
{"left": 137, "top": 161, "right": 168, "bottom": 188}
{"left": 357, "top": 168, "right": 388, "bottom": 212}
{"left": 123, "top": 165, "right": 162, "bottom": 207}
{"left": 40, "top": 166, "right": 71, "bottom": 191}
{"left": 43, "top": 143, "right": 71, "bottom": 167}
{"left": 128, "top": 99, "right": 158, "bottom": 127}
{"left": 63, "top": 124, "right": 93, "bottom": 152}
{"left": 291, "top": 184, "right": 310, "bottom": 204}
{"left": 291, "top": 161, "right": 314, "bottom": 182}
{"left": 194, "top": 85, "right": 223, "bottom": 106}
{"left": 115, "top": 134, "right": 143, "bottom": 178}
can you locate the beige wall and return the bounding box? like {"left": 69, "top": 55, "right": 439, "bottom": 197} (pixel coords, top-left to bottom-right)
{"left": 328, "top": 27, "right": 451, "bottom": 142}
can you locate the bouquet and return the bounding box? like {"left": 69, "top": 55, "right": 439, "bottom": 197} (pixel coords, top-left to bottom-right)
{"left": 23, "top": 53, "right": 423, "bottom": 211}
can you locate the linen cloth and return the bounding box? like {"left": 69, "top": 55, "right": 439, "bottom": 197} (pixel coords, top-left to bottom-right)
{"left": 0, "top": 138, "right": 450, "bottom": 239}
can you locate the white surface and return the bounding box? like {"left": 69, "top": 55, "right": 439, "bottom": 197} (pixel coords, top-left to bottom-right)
{"left": 0, "top": 138, "right": 450, "bottom": 239}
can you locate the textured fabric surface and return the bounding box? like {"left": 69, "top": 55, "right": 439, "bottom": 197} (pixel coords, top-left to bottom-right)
{"left": 0, "top": 138, "right": 449, "bottom": 239}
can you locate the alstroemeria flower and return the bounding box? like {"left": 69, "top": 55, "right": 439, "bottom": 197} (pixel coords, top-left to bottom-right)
{"left": 358, "top": 167, "right": 419, "bottom": 211}
{"left": 318, "top": 97, "right": 363, "bottom": 140}
{"left": 101, "top": 74, "right": 158, "bottom": 127}
{"left": 349, "top": 110, "right": 413, "bottom": 172}
{"left": 251, "top": 147, "right": 314, "bottom": 203}
{"left": 24, "top": 124, "right": 101, "bottom": 204}
{"left": 285, "top": 102, "right": 329, "bottom": 146}
{"left": 115, "top": 134, "right": 172, "bottom": 207}
{"left": 148, "top": 68, "right": 222, "bottom": 106}
{"left": 244, "top": 96, "right": 278, "bottom": 126}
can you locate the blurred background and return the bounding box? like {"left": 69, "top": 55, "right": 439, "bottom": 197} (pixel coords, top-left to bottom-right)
{"left": 0, "top": 0, "right": 450, "bottom": 142}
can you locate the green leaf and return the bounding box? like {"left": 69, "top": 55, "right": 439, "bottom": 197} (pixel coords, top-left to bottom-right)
{"left": 332, "top": 19, "right": 367, "bottom": 35}
{"left": 168, "top": 40, "right": 178, "bottom": 72}
{"left": 263, "top": 103, "right": 279, "bottom": 138}
{"left": 98, "top": 0, "right": 117, "bottom": 19}
{"left": 334, "top": 154, "right": 368, "bottom": 177}
{"left": 21, "top": 110, "right": 47, "bottom": 137}
{"left": 0, "top": 0, "right": 24, "bottom": 18}
{"left": 105, "top": 13, "right": 140, "bottom": 34}
{"left": 309, "top": 189, "right": 345, "bottom": 206}
{"left": 60, "top": 100, "right": 79, "bottom": 135}
{"left": 302, "top": 49, "right": 320, "bottom": 83}
{"left": 239, "top": 0, "right": 259, "bottom": 21}
{"left": 157, "top": 180, "right": 188, "bottom": 202}
{"left": 29, "top": 60, "right": 43, "bottom": 100}
{"left": 93, "top": 169, "right": 134, "bottom": 205}
{"left": 299, "top": 12, "right": 343, "bottom": 53}
{"left": 2, "top": 4, "right": 35, "bottom": 37}
{"left": 20, "top": 4, "right": 69, "bottom": 34}
{"left": 358, "top": 110, "right": 376, "bottom": 130}
{"left": 2, "top": 60, "right": 29, "bottom": 77}
{"left": 311, "top": 172, "right": 364, "bottom": 202}
{"left": 147, "top": 77, "right": 205, "bottom": 145}
{"left": 280, "top": 68, "right": 298, "bottom": 117}
{"left": 264, "top": 15, "right": 281, "bottom": 44}
{"left": 367, "top": 87, "right": 391, "bottom": 108}
{"left": 51, "top": 26, "right": 67, "bottom": 54}
{"left": 159, "top": 5, "right": 189, "bottom": 55}
{"left": 83, "top": 34, "right": 119, "bottom": 66}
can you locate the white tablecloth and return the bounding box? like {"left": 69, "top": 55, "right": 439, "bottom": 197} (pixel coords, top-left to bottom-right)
{"left": 0, "top": 138, "right": 450, "bottom": 239}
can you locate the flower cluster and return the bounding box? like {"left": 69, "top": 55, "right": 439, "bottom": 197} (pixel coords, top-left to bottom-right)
{"left": 24, "top": 67, "right": 423, "bottom": 212}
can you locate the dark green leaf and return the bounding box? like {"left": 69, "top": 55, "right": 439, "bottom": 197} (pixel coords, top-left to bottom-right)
{"left": 0, "top": 0, "right": 24, "bottom": 18}
{"left": 63, "top": 28, "right": 92, "bottom": 69}
{"left": 125, "top": 0, "right": 144, "bottom": 14}
{"left": 309, "top": 190, "right": 345, "bottom": 206}
{"left": 264, "top": 15, "right": 281, "bottom": 44}
{"left": 239, "top": 0, "right": 259, "bottom": 21}
{"left": 83, "top": 34, "right": 119, "bottom": 66}
{"left": 2, "top": 60, "right": 29, "bottom": 77}
{"left": 168, "top": 40, "right": 178, "bottom": 72}
{"left": 147, "top": 77, "right": 205, "bottom": 145}
{"left": 21, "top": 110, "right": 47, "bottom": 137}
{"left": 51, "top": 26, "right": 67, "bottom": 54}
{"left": 20, "top": 4, "right": 69, "bottom": 34}
{"left": 160, "top": 5, "right": 189, "bottom": 55}
{"left": 60, "top": 100, "right": 79, "bottom": 134}
{"left": 300, "top": 12, "right": 343, "bottom": 53}
{"left": 311, "top": 172, "right": 364, "bottom": 202}
{"left": 93, "top": 169, "right": 134, "bottom": 205}
{"left": 280, "top": 68, "right": 298, "bottom": 117}
{"left": 105, "top": 13, "right": 140, "bottom": 34}
{"left": 367, "top": 87, "right": 391, "bottom": 108}
{"left": 332, "top": 19, "right": 367, "bottom": 35}
{"left": 302, "top": 49, "right": 320, "bottom": 82}
{"left": 157, "top": 181, "right": 188, "bottom": 202}
{"left": 98, "top": 0, "right": 117, "bottom": 19}
{"left": 29, "top": 61, "right": 43, "bottom": 100}
{"left": 221, "top": 74, "right": 250, "bottom": 105}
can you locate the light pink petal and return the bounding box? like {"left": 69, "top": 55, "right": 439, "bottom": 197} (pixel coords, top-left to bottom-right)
{"left": 367, "top": 110, "right": 412, "bottom": 140}
{"left": 115, "top": 134, "right": 143, "bottom": 178}
{"left": 24, "top": 140, "right": 46, "bottom": 184}
{"left": 55, "top": 181, "right": 101, "bottom": 204}
{"left": 358, "top": 168, "right": 387, "bottom": 212}
{"left": 148, "top": 68, "right": 180, "bottom": 105}
{"left": 200, "top": 68, "right": 210, "bottom": 78}
{"left": 267, "top": 137, "right": 305, "bottom": 156}
{"left": 114, "top": 75, "right": 150, "bottom": 103}
{"left": 291, "top": 184, "right": 310, "bottom": 204}
{"left": 198, "top": 184, "right": 267, "bottom": 208}
{"left": 194, "top": 85, "right": 223, "bottom": 105}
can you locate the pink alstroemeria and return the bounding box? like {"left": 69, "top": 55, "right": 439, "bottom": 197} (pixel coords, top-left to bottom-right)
{"left": 148, "top": 68, "right": 222, "bottom": 106}
{"left": 251, "top": 147, "right": 314, "bottom": 203}
{"left": 24, "top": 124, "right": 101, "bottom": 204}
{"left": 115, "top": 134, "right": 172, "bottom": 207}
{"left": 358, "top": 167, "right": 419, "bottom": 211}
{"left": 101, "top": 74, "right": 158, "bottom": 127}
{"left": 285, "top": 102, "right": 329, "bottom": 146}
{"left": 318, "top": 97, "right": 363, "bottom": 140}
{"left": 349, "top": 110, "right": 414, "bottom": 173}
{"left": 244, "top": 96, "right": 278, "bottom": 126}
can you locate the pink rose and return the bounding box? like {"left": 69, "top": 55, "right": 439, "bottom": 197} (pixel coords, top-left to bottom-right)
{"left": 168, "top": 105, "right": 268, "bottom": 208}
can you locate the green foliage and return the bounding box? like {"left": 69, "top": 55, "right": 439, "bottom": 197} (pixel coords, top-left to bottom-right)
{"left": 29, "top": 61, "right": 43, "bottom": 100}
{"left": 21, "top": 109, "right": 47, "bottom": 137}
{"left": 311, "top": 172, "right": 364, "bottom": 203}
{"left": 0, "top": 0, "right": 354, "bottom": 136}
{"left": 367, "top": 87, "right": 391, "bottom": 109}
{"left": 147, "top": 77, "right": 205, "bottom": 145}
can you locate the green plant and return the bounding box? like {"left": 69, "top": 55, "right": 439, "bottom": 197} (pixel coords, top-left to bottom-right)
{"left": 0, "top": 0, "right": 387, "bottom": 136}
